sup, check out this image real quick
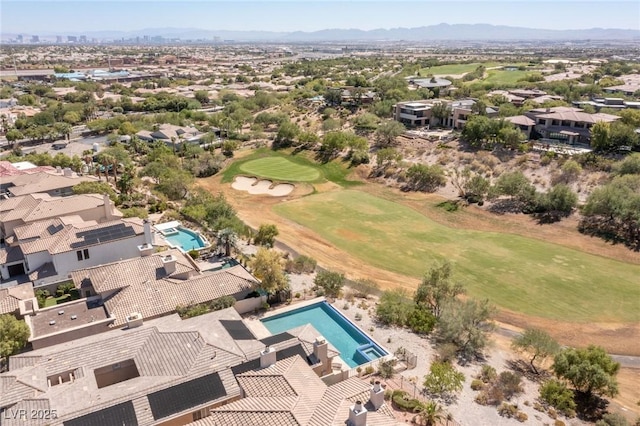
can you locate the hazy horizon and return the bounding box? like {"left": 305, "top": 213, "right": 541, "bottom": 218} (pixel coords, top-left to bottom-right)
{"left": 2, "top": 1, "right": 639, "bottom": 34}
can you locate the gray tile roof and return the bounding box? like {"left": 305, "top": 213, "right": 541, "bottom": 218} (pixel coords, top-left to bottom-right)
{"left": 0, "top": 283, "right": 34, "bottom": 315}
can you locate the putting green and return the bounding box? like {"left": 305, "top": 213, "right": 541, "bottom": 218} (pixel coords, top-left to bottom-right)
{"left": 239, "top": 157, "right": 321, "bottom": 182}
{"left": 274, "top": 190, "right": 640, "bottom": 323}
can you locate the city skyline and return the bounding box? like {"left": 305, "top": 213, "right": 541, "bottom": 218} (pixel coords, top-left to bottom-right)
{"left": 2, "top": 1, "right": 639, "bottom": 34}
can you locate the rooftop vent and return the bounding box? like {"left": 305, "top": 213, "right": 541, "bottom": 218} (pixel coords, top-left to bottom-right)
{"left": 260, "top": 345, "right": 276, "bottom": 369}
{"left": 49, "top": 320, "right": 56, "bottom": 326}
{"left": 58, "top": 310, "right": 65, "bottom": 315}
{"left": 71, "top": 315, "right": 77, "bottom": 320}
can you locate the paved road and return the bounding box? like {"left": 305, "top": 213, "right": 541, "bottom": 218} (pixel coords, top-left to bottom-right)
{"left": 495, "top": 327, "right": 640, "bottom": 369}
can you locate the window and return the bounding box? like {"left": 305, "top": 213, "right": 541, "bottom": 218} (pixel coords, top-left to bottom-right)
{"left": 76, "top": 249, "right": 90, "bottom": 261}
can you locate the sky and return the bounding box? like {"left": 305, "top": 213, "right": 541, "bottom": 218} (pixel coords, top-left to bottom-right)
{"left": 1, "top": 1, "right": 639, "bottom": 34}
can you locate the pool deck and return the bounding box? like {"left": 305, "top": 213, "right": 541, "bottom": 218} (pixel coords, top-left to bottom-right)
{"left": 256, "top": 296, "right": 391, "bottom": 369}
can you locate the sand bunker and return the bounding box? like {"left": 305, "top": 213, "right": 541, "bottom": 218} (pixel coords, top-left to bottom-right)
{"left": 232, "top": 176, "right": 294, "bottom": 196}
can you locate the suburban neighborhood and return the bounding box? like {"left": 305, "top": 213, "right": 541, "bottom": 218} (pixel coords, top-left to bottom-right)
{"left": 1, "top": 3, "right": 639, "bottom": 426}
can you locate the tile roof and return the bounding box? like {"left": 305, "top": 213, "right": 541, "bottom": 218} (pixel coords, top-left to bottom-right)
{"left": 0, "top": 283, "right": 35, "bottom": 315}
{"left": 0, "top": 245, "right": 23, "bottom": 264}
{"left": 505, "top": 115, "right": 535, "bottom": 127}
{"left": 71, "top": 252, "right": 257, "bottom": 326}
{"left": 202, "top": 411, "right": 300, "bottom": 426}
{"left": 0, "top": 193, "right": 109, "bottom": 225}
{"left": 5, "top": 172, "right": 96, "bottom": 197}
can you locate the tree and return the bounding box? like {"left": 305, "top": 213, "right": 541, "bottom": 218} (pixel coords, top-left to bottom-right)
{"left": 498, "top": 126, "right": 525, "bottom": 148}
{"left": 615, "top": 153, "right": 640, "bottom": 176}
{"left": 511, "top": 328, "right": 561, "bottom": 374}
{"left": 217, "top": 228, "right": 238, "bottom": 257}
{"left": 0, "top": 314, "right": 30, "bottom": 363}
{"left": 535, "top": 184, "right": 578, "bottom": 221}
{"left": 254, "top": 224, "right": 279, "bottom": 248}
{"left": 72, "top": 181, "right": 117, "bottom": 201}
{"left": 62, "top": 111, "right": 81, "bottom": 125}
{"left": 414, "top": 261, "right": 464, "bottom": 318}
{"left": 274, "top": 120, "right": 300, "bottom": 148}
{"left": 353, "top": 113, "right": 379, "bottom": 133}
{"left": 250, "top": 247, "right": 289, "bottom": 293}
{"left": 406, "top": 163, "right": 446, "bottom": 192}
{"left": 430, "top": 102, "right": 451, "bottom": 126}
{"left": 489, "top": 171, "right": 537, "bottom": 210}
{"left": 461, "top": 115, "right": 493, "bottom": 148}
{"left": 413, "top": 401, "right": 444, "bottom": 426}
{"left": 590, "top": 121, "right": 611, "bottom": 151}
{"left": 5, "top": 129, "right": 24, "bottom": 147}
{"left": 374, "top": 120, "right": 405, "bottom": 147}
{"left": 552, "top": 346, "right": 620, "bottom": 398}
{"left": 376, "top": 290, "right": 413, "bottom": 326}
{"left": 314, "top": 270, "right": 345, "bottom": 298}
{"left": 423, "top": 361, "right": 465, "bottom": 400}
{"left": 436, "top": 299, "right": 495, "bottom": 360}
{"left": 194, "top": 90, "right": 210, "bottom": 105}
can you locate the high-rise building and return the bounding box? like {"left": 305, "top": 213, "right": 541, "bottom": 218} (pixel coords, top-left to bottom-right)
{"left": 68, "top": 35, "right": 78, "bottom": 42}
{"left": 17, "top": 35, "right": 23, "bottom": 43}
{"left": 79, "top": 35, "right": 87, "bottom": 43}
{"left": 30, "top": 35, "right": 40, "bottom": 43}
{"left": 56, "top": 36, "right": 63, "bottom": 43}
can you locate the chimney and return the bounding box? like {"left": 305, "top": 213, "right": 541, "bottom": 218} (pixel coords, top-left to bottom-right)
{"left": 143, "top": 219, "right": 154, "bottom": 245}
{"left": 348, "top": 400, "right": 367, "bottom": 426}
{"left": 370, "top": 381, "right": 384, "bottom": 410}
{"left": 313, "top": 336, "right": 328, "bottom": 364}
{"left": 103, "top": 193, "right": 113, "bottom": 220}
{"left": 63, "top": 167, "right": 73, "bottom": 177}
{"left": 56, "top": 166, "right": 62, "bottom": 174}
{"left": 126, "top": 312, "right": 143, "bottom": 328}
{"left": 260, "top": 345, "right": 276, "bottom": 368}
{"left": 162, "top": 254, "right": 176, "bottom": 275}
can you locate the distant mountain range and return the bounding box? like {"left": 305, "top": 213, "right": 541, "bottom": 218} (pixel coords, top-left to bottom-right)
{"left": 4, "top": 24, "right": 640, "bottom": 41}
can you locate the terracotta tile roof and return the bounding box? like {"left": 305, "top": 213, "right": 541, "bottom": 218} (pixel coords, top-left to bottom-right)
{"left": 236, "top": 375, "right": 297, "bottom": 397}
{"left": 0, "top": 193, "right": 108, "bottom": 225}
{"left": 1, "top": 324, "right": 244, "bottom": 424}
{"left": 1, "top": 400, "right": 52, "bottom": 426}
{"left": 505, "top": 115, "right": 535, "bottom": 127}
{"left": 535, "top": 110, "right": 619, "bottom": 124}
{"left": 0, "top": 283, "right": 35, "bottom": 315}
{"left": 200, "top": 411, "right": 300, "bottom": 426}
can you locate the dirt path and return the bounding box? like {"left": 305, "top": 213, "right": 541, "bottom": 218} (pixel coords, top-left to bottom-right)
{"left": 197, "top": 174, "right": 640, "bottom": 356}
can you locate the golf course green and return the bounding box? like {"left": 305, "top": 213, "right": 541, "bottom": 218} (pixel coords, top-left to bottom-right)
{"left": 239, "top": 157, "right": 321, "bottom": 182}
{"left": 274, "top": 190, "right": 640, "bottom": 323}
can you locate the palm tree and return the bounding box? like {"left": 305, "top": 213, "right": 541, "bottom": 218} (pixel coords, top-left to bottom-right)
{"left": 413, "top": 401, "right": 443, "bottom": 426}
{"left": 99, "top": 154, "right": 115, "bottom": 184}
{"left": 217, "top": 228, "right": 238, "bottom": 257}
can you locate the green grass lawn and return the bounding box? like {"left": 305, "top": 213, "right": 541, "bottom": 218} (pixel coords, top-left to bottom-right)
{"left": 239, "top": 157, "right": 321, "bottom": 182}
{"left": 43, "top": 294, "right": 73, "bottom": 307}
{"left": 222, "top": 148, "right": 361, "bottom": 187}
{"left": 274, "top": 190, "right": 640, "bottom": 323}
{"left": 481, "top": 69, "right": 532, "bottom": 85}
{"left": 418, "top": 63, "right": 485, "bottom": 76}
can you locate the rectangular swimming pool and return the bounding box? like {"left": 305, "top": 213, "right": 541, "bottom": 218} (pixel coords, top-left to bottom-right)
{"left": 261, "top": 301, "right": 387, "bottom": 368}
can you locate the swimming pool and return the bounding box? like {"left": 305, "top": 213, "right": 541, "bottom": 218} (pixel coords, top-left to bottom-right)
{"left": 261, "top": 301, "right": 387, "bottom": 368}
{"left": 164, "top": 227, "right": 208, "bottom": 252}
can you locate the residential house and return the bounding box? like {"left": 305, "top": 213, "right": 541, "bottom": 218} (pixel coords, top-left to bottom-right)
{"left": 510, "top": 106, "right": 620, "bottom": 145}
{"left": 393, "top": 98, "right": 498, "bottom": 129}
{"left": 0, "top": 169, "right": 97, "bottom": 198}
{"left": 0, "top": 217, "right": 148, "bottom": 284}
{"left": 136, "top": 123, "right": 202, "bottom": 145}
{"left": 69, "top": 249, "right": 261, "bottom": 329}
{"left": 0, "top": 306, "right": 396, "bottom": 426}
{"left": 0, "top": 193, "right": 121, "bottom": 243}
{"left": 573, "top": 97, "right": 640, "bottom": 111}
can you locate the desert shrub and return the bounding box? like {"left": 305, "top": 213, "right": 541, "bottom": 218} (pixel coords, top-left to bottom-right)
{"left": 479, "top": 365, "right": 497, "bottom": 383}
{"left": 596, "top": 413, "right": 630, "bottom": 426}
{"left": 471, "top": 379, "right": 485, "bottom": 391}
{"left": 210, "top": 295, "right": 236, "bottom": 311}
{"left": 497, "top": 402, "right": 519, "bottom": 418}
{"left": 384, "top": 389, "right": 394, "bottom": 400}
{"left": 378, "top": 359, "right": 397, "bottom": 379}
{"left": 539, "top": 379, "right": 576, "bottom": 418}
{"left": 188, "top": 249, "right": 199, "bottom": 260}
{"left": 436, "top": 343, "right": 459, "bottom": 363}
{"left": 364, "top": 365, "right": 375, "bottom": 375}
{"left": 285, "top": 254, "right": 317, "bottom": 273}
{"left": 391, "top": 390, "right": 420, "bottom": 411}
{"left": 498, "top": 371, "right": 523, "bottom": 400}
{"left": 406, "top": 305, "right": 437, "bottom": 334}
{"left": 533, "top": 401, "right": 546, "bottom": 412}
{"left": 554, "top": 421, "right": 566, "bottom": 426}
{"left": 516, "top": 411, "right": 528, "bottom": 422}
